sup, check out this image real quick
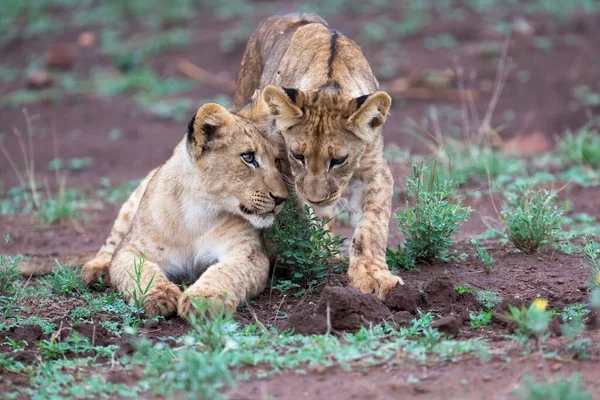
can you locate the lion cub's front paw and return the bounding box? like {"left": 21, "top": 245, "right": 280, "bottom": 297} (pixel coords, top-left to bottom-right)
{"left": 82, "top": 253, "right": 112, "bottom": 286}
{"left": 349, "top": 259, "right": 404, "bottom": 300}
{"left": 140, "top": 283, "right": 182, "bottom": 317}
{"left": 178, "top": 285, "right": 238, "bottom": 319}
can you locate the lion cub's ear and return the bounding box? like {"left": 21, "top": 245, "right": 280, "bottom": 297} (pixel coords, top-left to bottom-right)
{"left": 187, "top": 103, "right": 233, "bottom": 158}
{"left": 262, "top": 85, "right": 304, "bottom": 131}
{"left": 347, "top": 91, "right": 391, "bottom": 142}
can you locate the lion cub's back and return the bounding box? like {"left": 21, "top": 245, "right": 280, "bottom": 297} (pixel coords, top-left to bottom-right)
{"left": 257, "top": 14, "right": 378, "bottom": 94}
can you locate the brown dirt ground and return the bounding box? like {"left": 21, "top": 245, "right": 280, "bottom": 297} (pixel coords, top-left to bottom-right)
{"left": 2, "top": 4, "right": 600, "bottom": 399}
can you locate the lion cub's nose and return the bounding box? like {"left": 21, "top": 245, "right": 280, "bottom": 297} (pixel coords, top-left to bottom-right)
{"left": 269, "top": 193, "right": 287, "bottom": 206}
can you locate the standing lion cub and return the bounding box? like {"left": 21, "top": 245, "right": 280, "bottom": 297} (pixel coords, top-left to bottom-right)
{"left": 82, "top": 103, "right": 288, "bottom": 316}
{"left": 233, "top": 13, "right": 403, "bottom": 299}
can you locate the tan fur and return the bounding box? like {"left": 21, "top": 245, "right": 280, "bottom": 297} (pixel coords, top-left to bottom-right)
{"left": 234, "top": 13, "right": 403, "bottom": 299}
{"left": 82, "top": 104, "right": 288, "bottom": 317}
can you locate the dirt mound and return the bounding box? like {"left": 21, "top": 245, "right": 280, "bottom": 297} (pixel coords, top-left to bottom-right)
{"left": 281, "top": 286, "right": 391, "bottom": 335}
{"left": 0, "top": 325, "right": 43, "bottom": 344}
{"left": 385, "top": 276, "right": 479, "bottom": 316}
{"left": 74, "top": 323, "right": 113, "bottom": 347}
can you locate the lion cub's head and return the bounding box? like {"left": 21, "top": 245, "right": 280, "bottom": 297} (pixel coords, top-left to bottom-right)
{"left": 186, "top": 103, "right": 288, "bottom": 228}
{"left": 261, "top": 85, "right": 391, "bottom": 207}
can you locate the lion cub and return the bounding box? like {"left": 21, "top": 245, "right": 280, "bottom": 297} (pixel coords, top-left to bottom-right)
{"left": 82, "top": 103, "right": 288, "bottom": 317}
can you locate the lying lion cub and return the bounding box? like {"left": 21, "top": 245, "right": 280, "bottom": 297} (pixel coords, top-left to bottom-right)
{"left": 82, "top": 103, "right": 288, "bottom": 317}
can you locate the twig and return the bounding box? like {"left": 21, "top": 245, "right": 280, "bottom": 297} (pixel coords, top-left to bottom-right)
{"left": 176, "top": 59, "right": 235, "bottom": 93}
{"left": 385, "top": 85, "right": 480, "bottom": 102}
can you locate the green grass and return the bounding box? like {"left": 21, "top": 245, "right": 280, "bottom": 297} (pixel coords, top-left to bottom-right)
{"left": 126, "top": 254, "right": 155, "bottom": 319}
{"left": 515, "top": 374, "right": 591, "bottom": 400}
{"left": 48, "top": 262, "right": 86, "bottom": 295}
{"left": 0, "top": 246, "right": 24, "bottom": 325}
{"left": 0, "top": 88, "right": 61, "bottom": 108}
{"left": 37, "top": 188, "right": 86, "bottom": 225}
{"left": 557, "top": 125, "right": 600, "bottom": 169}
{"left": 469, "top": 238, "right": 495, "bottom": 272}
{"left": 48, "top": 157, "right": 93, "bottom": 172}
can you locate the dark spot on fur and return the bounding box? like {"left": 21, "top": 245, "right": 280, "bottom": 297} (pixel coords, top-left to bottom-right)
{"left": 352, "top": 238, "right": 363, "bottom": 257}
{"left": 356, "top": 94, "right": 369, "bottom": 109}
{"left": 202, "top": 123, "right": 218, "bottom": 144}
{"left": 327, "top": 29, "right": 339, "bottom": 78}
{"left": 239, "top": 204, "right": 254, "bottom": 215}
{"left": 283, "top": 87, "right": 298, "bottom": 104}
{"left": 186, "top": 115, "right": 196, "bottom": 144}
{"left": 285, "top": 19, "right": 314, "bottom": 33}
{"left": 369, "top": 117, "right": 383, "bottom": 128}
{"left": 108, "top": 241, "right": 116, "bottom": 246}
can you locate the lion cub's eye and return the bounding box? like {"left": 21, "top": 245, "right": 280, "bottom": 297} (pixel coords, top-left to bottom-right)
{"left": 241, "top": 152, "right": 258, "bottom": 167}
{"left": 329, "top": 155, "right": 348, "bottom": 169}
{"left": 291, "top": 152, "right": 305, "bottom": 164}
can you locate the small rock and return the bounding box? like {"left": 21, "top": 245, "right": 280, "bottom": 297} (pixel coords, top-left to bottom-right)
{"left": 412, "top": 384, "right": 430, "bottom": 394}
{"left": 512, "top": 17, "right": 534, "bottom": 37}
{"left": 550, "top": 363, "right": 562, "bottom": 372}
{"left": 482, "top": 375, "right": 492, "bottom": 382}
{"left": 430, "top": 316, "right": 461, "bottom": 337}
{"left": 492, "top": 313, "right": 518, "bottom": 334}
{"left": 549, "top": 315, "right": 563, "bottom": 337}
{"left": 479, "top": 79, "right": 494, "bottom": 93}
{"left": 459, "top": 310, "right": 471, "bottom": 323}
{"left": 26, "top": 70, "right": 53, "bottom": 90}
{"left": 77, "top": 31, "right": 96, "bottom": 48}
{"left": 392, "top": 311, "right": 415, "bottom": 326}
{"left": 45, "top": 44, "right": 75, "bottom": 70}
{"left": 556, "top": 279, "right": 565, "bottom": 285}
{"left": 502, "top": 131, "right": 551, "bottom": 156}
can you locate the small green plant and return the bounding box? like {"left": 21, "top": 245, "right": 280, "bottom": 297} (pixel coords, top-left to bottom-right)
{"left": 476, "top": 290, "right": 503, "bottom": 311}
{"left": 37, "top": 188, "right": 85, "bottom": 225}
{"left": 270, "top": 279, "right": 301, "bottom": 295}
{"left": 557, "top": 125, "right": 600, "bottom": 169}
{"left": 560, "top": 303, "right": 591, "bottom": 359}
{"left": 50, "top": 261, "right": 86, "bottom": 294}
{"left": 186, "top": 297, "right": 237, "bottom": 352}
{"left": 265, "top": 193, "right": 344, "bottom": 289}
{"left": 505, "top": 298, "right": 551, "bottom": 347}
{"left": 126, "top": 254, "right": 155, "bottom": 318}
{"left": 469, "top": 238, "right": 494, "bottom": 272}
{"left": 48, "top": 157, "right": 93, "bottom": 172}
{"left": 515, "top": 374, "right": 591, "bottom": 400}
{"left": 470, "top": 310, "right": 492, "bottom": 328}
{"left": 470, "top": 290, "right": 502, "bottom": 328}
{"left": 389, "top": 164, "right": 471, "bottom": 269}
{"left": 0, "top": 252, "right": 22, "bottom": 297}
{"left": 501, "top": 185, "right": 563, "bottom": 253}
{"left": 572, "top": 85, "right": 600, "bottom": 107}
{"left": 5, "top": 337, "right": 27, "bottom": 351}
{"left": 561, "top": 303, "right": 590, "bottom": 324}
{"left": 456, "top": 284, "right": 476, "bottom": 295}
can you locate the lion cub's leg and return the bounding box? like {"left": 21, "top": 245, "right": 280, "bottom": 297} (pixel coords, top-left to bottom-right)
{"left": 110, "top": 243, "right": 182, "bottom": 317}
{"left": 82, "top": 169, "right": 157, "bottom": 286}
{"left": 178, "top": 224, "right": 269, "bottom": 317}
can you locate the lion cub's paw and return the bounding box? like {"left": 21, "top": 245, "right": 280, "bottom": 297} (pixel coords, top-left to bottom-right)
{"left": 178, "top": 286, "right": 238, "bottom": 319}
{"left": 82, "top": 253, "right": 112, "bottom": 286}
{"left": 349, "top": 260, "right": 403, "bottom": 300}
{"left": 141, "top": 283, "right": 182, "bottom": 317}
